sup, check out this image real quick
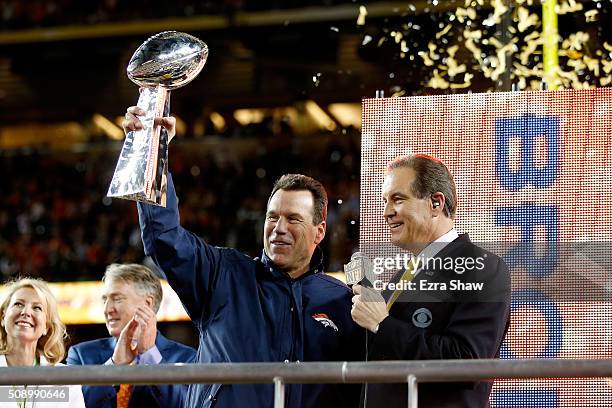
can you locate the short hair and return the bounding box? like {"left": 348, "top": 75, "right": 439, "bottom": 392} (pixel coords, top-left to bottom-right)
{"left": 0, "top": 278, "right": 67, "bottom": 365}
{"left": 387, "top": 154, "right": 457, "bottom": 218}
{"left": 268, "top": 174, "right": 328, "bottom": 224}
{"left": 103, "top": 264, "right": 163, "bottom": 312}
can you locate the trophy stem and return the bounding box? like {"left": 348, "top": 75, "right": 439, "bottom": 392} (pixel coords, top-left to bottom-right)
{"left": 107, "top": 86, "right": 172, "bottom": 206}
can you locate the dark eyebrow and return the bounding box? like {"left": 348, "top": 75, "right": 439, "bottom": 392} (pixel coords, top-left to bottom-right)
{"left": 390, "top": 192, "right": 409, "bottom": 200}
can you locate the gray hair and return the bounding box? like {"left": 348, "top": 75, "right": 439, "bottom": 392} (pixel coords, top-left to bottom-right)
{"left": 103, "top": 263, "right": 163, "bottom": 312}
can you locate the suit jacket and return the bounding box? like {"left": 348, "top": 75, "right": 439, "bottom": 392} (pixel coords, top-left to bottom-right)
{"left": 0, "top": 354, "right": 85, "bottom": 408}
{"left": 67, "top": 332, "right": 196, "bottom": 408}
{"left": 364, "top": 234, "right": 511, "bottom": 408}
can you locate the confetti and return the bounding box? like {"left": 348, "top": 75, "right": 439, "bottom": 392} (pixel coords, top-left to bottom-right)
{"left": 357, "top": 5, "right": 368, "bottom": 26}
{"left": 517, "top": 6, "right": 539, "bottom": 32}
{"left": 371, "top": 0, "right": 610, "bottom": 91}
{"left": 556, "top": 0, "right": 583, "bottom": 15}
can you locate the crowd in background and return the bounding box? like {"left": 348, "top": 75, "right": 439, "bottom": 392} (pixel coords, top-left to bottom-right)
{"left": 0, "top": 130, "right": 360, "bottom": 282}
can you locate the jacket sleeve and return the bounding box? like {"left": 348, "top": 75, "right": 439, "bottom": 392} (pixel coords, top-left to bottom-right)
{"left": 369, "top": 260, "right": 510, "bottom": 361}
{"left": 138, "top": 173, "right": 225, "bottom": 324}
{"left": 66, "top": 347, "right": 116, "bottom": 408}
{"left": 135, "top": 347, "right": 196, "bottom": 407}
{"left": 132, "top": 383, "right": 188, "bottom": 408}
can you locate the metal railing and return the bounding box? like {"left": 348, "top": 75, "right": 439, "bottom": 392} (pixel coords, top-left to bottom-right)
{"left": 0, "top": 359, "right": 611, "bottom": 408}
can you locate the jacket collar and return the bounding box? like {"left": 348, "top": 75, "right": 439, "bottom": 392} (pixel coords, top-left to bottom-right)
{"left": 260, "top": 246, "right": 325, "bottom": 280}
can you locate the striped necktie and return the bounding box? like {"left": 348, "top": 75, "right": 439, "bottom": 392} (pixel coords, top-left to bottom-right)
{"left": 386, "top": 257, "right": 418, "bottom": 311}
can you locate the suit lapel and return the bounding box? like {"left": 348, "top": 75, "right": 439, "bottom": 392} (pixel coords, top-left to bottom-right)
{"left": 98, "top": 337, "right": 116, "bottom": 363}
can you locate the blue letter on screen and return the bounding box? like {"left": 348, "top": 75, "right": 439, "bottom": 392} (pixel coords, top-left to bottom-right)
{"left": 496, "top": 115, "right": 559, "bottom": 190}
{"left": 495, "top": 205, "right": 559, "bottom": 278}
{"left": 492, "top": 390, "right": 559, "bottom": 408}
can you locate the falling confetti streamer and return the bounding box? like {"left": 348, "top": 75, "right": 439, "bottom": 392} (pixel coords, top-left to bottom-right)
{"left": 357, "top": 5, "right": 368, "bottom": 26}
{"left": 370, "top": 0, "right": 611, "bottom": 91}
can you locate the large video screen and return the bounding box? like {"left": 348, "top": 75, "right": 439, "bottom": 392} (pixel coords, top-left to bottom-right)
{"left": 360, "top": 88, "right": 612, "bottom": 407}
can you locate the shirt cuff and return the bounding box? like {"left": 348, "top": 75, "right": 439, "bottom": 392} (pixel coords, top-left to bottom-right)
{"left": 137, "top": 345, "right": 162, "bottom": 365}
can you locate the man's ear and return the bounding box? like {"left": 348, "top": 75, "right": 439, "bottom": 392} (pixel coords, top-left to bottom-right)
{"left": 431, "top": 192, "right": 445, "bottom": 214}
{"left": 314, "top": 221, "right": 326, "bottom": 245}
{"left": 145, "top": 296, "right": 154, "bottom": 309}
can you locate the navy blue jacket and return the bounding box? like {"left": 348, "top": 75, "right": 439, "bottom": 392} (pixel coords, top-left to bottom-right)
{"left": 363, "top": 234, "right": 511, "bottom": 408}
{"left": 138, "top": 174, "right": 362, "bottom": 408}
{"left": 67, "top": 332, "right": 196, "bottom": 408}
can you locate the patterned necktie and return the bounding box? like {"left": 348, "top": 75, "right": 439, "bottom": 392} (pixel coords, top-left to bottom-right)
{"left": 386, "top": 256, "right": 418, "bottom": 311}
{"left": 116, "top": 384, "right": 133, "bottom": 408}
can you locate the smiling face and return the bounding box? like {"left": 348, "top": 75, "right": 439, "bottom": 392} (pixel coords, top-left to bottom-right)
{"left": 102, "top": 279, "right": 152, "bottom": 338}
{"left": 382, "top": 167, "right": 437, "bottom": 253}
{"left": 2, "top": 287, "right": 48, "bottom": 347}
{"left": 263, "top": 189, "right": 326, "bottom": 278}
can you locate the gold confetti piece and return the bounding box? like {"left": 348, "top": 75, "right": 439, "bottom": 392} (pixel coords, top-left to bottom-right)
{"left": 557, "top": 66, "right": 581, "bottom": 88}
{"left": 450, "top": 72, "right": 474, "bottom": 89}
{"left": 567, "top": 58, "right": 587, "bottom": 71}
{"left": 357, "top": 5, "right": 367, "bottom": 26}
{"left": 562, "top": 49, "right": 584, "bottom": 59}
{"left": 602, "top": 59, "right": 612, "bottom": 74}
{"left": 464, "top": 35, "right": 483, "bottom": 65}
{"left": 487, "top": 41, "right": 517, "bottom": 81}
{"left": 418, "top": 51, "right": 435, "bottom": 66}
{"left": 562, "top": 31, "right": 590, "bottom": 51}
{"left": 513, "top": 62, "right": 544, "bottom": 79}
{"left": 555, "top": 0, "right": 583, "bottom": 15}
{"left": 583, "top": 56, "right": 600, "bottom": 77}
{"left": 604, "top": 42, "right": 612, "bottom": 52}
{"left": 528, "top": 79, "right": 542, "bottom": 89}
{"left": 516, "top": 6, "right": 539, "bottom": 33}
{"left": 463, "top": 28, "right": 482, "bottom": 40}
{"left": 519, "top": 32, "right": 543, "bottom": 65}
{"left": 436, "top": 24, "right": 452, "bottom": 39}
{"left": 428, "top": 69, "right": 450, "bottom": 89}
{"left": 447, "top": 57, "right": 467, "bottom": 77}
{"left": 585, "top": 9, "right": 598, "bottom": 23}
{"left": 456, "top": 7, "right": 476, "bottom": 24}
{"left": 483, "top": 0, "right": 509, "bottom": 27}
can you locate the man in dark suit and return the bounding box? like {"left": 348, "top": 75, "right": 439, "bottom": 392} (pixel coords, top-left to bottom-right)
{"left": 351, "top": 154, "right": 511, "bottom": 408}
{"left": 67, "top": 263, "right": 196, "bottom": 408}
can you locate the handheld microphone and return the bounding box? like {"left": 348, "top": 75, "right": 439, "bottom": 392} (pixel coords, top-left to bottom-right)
{"left": 343, "top": 251, "right": 374, "bottom": 287}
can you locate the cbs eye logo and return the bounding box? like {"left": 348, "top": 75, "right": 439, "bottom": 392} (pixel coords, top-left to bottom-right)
{"left": 412, "top": 308, "right": 432, "bottom": 328}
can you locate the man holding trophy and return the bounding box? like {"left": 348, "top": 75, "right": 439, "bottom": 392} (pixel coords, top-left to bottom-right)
{"left": 114, "top": 32, "right": 362, "bottom": 408}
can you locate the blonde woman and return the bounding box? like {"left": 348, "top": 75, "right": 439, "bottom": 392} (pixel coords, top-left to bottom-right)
{"left": 0, "top": 278, "right": 85, "bottom": 407}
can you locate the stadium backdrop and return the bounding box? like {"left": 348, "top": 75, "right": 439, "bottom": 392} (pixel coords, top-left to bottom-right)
{"left": 360, "top": 88, "right": 612, "bottom": 407}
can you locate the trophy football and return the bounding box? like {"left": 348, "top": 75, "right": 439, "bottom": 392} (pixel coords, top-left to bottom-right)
{"left": 107, "top": 31, "right": 208, "bottom": 206}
